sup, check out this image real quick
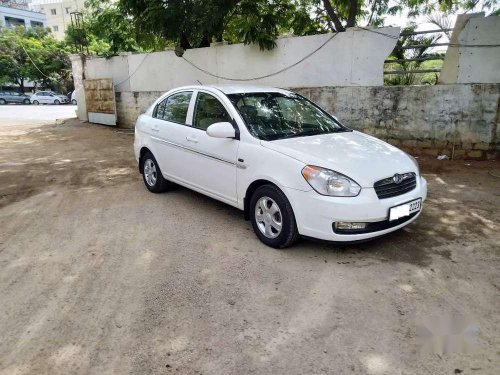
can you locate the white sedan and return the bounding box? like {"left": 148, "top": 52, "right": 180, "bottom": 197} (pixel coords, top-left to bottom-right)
{"left": 30, "top": 91, "right": 70, "bottom": 105}
{"left": 134, "top": 85, "right": 427, "bottom": 248}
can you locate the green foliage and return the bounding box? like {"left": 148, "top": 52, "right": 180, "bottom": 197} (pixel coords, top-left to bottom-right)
{"left": 116, "top": 0, "right": 329, "bottom": 51}
{"left": 384, "top": 26, "right": 444, "bottom": 85}
{"left": 318, "top": 0, "right": 498, "bottom": 31}
{"left": 65, "top": 0, "right": 498, "bottom": 55}
{"left": 0, "top": 27, "right": 71, "bottom": 91}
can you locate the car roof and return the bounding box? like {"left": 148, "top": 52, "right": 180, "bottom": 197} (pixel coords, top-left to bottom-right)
{"left": 171, "top": 84, "right": 293, "bottom": 95}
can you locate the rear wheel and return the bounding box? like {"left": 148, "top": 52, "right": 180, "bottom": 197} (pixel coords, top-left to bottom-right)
{"left": 250, "top": 185, "right": 299, "bottom": 248}
{"left": 0, "top": 99, "right": 6, "bottom": 105}
{"left": 23, "top": 98, "right": 30, "bottom": 104}
{"left": 71, "top": 99, "right": 77, "bottom": 105}
{"left": 141, "top": 151, "right": 173, "bottom": 193}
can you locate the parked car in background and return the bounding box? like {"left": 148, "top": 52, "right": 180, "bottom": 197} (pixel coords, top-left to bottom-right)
{"left": 30, "top": 91, "right": 70, "bottom": 105}
{"left": 70, "top": 90, "right": 77, "bottom": 105}
{"left": 0, "top": 92, "right": 31, "bottom": 105}
{"left": 134, "top": 85, "right": 427, "bottom": 248}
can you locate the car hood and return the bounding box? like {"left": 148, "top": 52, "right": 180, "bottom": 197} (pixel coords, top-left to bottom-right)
{"left": 261, "top": 131, "right": 417, "bottom": 187}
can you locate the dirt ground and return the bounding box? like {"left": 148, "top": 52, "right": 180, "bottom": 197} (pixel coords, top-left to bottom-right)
{"left": 0, "top": 118, "right": 499, "bottom": 375}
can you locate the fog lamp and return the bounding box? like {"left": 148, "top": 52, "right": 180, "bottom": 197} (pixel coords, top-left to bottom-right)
{"left": 335, "top": 222, "right": 367, "bottom": 230}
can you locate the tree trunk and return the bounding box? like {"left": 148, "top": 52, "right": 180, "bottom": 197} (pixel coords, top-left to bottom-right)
{"left": 322, "top": 0, "right": 345, "bottom": 32}
{"left": 198, "top": 31, "right": 211, "bottom": 48}
{"left": 179, "top": 32, "right": 191, "bottom": 50}
{"left": 346, "top": 0, "right": 358, "bottom": 28}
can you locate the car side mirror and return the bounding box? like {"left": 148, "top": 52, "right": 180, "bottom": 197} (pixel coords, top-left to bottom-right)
{"left": 206, "top": 122, "right": 236, "bottom": 139}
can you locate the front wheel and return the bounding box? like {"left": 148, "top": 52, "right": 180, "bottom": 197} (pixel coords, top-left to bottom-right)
{"left": 54, "top": 99, "right": 60, "bottom": 105}
{"left": 23, "top": 98, "right": 30, "bottom": 104}
{"left": 250, "top": 185, "right": 299, "bottom": 248}
{"left": 32, "top": 100, "right": 39, "bottom": 105}
{"left": 141, "top": 152, "right": 173, "bottom": 193}
{"left": 71, "top": 99, "right": 77, "bottom": 105}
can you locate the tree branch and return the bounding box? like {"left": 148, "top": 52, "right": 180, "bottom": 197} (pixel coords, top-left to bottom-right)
{"left": 322, "top": 0, "right": 345, "bottom": 32}
{"left": 367, "top": 0, "right": 379, "bottom": 26}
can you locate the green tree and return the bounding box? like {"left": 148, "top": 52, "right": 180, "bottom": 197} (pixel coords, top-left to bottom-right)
{"left": 69, "top": 0, "right": 498, "bottom": 56}
{"left": 117, "top": 0, "right": 329, "bottom": 51}
{"left": 321, "top": 0, "right": 498, "bottom": 31}
{"left": 0, "top": 27, "right": 71, "bottom": 92}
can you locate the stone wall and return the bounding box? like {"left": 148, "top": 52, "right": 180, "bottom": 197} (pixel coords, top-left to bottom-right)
{"left": 115, "top": 91, "right": 162, "bottom": 127}
{"left": 115, "top": 84, "right": 499, "bottom": 160}
{"left": 295, "top": 84, "right": 499, "bottom": 160}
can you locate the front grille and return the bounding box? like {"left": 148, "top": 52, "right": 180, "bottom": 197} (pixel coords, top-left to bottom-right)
{"left": 374, "top": 172, "right": 416, "bottom": 199}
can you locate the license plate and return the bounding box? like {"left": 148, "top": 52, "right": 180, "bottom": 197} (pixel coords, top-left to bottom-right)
{"left": 389, "top": 198, "right": 421, "bottom": 221}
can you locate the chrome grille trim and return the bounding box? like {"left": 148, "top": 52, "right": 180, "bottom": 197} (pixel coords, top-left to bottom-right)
{"left": 374, "top": 172, "right": 417, "bottom": 199}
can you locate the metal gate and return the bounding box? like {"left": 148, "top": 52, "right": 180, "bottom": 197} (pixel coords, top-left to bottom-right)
{"left": 83, "top": 78, "right": 117, "bottom": 126}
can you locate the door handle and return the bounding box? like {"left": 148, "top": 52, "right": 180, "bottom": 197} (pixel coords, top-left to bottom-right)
{"left": 151, "top": 126, "right": 159, "bottom": 133}
{"left": 186, "top": 136, "right": 198, "bottom": 143}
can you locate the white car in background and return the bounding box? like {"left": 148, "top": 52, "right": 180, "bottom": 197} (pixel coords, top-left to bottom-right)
{"left": 70, "top": 90, "right": 78, "bottom": 105}
{"left": 30, "top": 91, "right": 70, "bottom": 105}
{"left": 134, "top": 85, "right": 427, "bottom": 248}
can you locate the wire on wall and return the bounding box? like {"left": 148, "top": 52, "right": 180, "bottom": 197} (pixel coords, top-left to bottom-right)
{"left": 180, "top": 32, "right": 340, "bottom": 81}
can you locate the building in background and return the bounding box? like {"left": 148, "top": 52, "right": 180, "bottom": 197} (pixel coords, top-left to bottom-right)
{"left": 0, "top": 0, "right": 46, "bottom": 28}
{"left": 29, "top": 0, "right": 85, "bottom": 40}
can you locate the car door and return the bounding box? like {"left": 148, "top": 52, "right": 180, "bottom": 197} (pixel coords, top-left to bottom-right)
{"left": 10, "top": 93, "right": 21, "bottom": 103}
{"left": 181, "top": 91, "right": 239, "bottom": 205}
{"left": 148, "top": 91, "right": 195, "bottom": 183}
{"left": 36, "top": 92, "right": 48, "bottom": 103}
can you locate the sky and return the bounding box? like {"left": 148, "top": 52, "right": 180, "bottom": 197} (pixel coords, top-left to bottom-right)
{"left": 380, "top": 0, "right": 493, "bottom": 52}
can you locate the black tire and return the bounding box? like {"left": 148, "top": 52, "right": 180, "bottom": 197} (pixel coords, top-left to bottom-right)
{"left": 23, "top": 99, "right": 30, "bottom": 104}
{"left": 54, "top": 99, "right": 60, "bottom": 105}
{"left": 71, "top": 99, "right": 77, "bottom": 105}
{"left": 33, "top": 100, "right": 39, "bottom": 105}
{"left": 140, "top": 151, "right": 172, "bottom": 193}
{"left": 250, "top": 184, "right": 299, "bottom": 248}
{"left": 0, "top": 99, "right": 6, "bottom": 105}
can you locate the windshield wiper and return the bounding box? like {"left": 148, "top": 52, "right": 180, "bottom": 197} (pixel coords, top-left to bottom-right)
{"left": 281, "top": 128, "right": 350, "bottom": 139}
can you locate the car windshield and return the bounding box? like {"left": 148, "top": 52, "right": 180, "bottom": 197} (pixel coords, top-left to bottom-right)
{"left": 227, "top": 92, "right": 349, "bottom": 141}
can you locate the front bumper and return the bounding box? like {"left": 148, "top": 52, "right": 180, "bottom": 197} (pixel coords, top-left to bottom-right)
{"left": 284, "top": 176, "right": 427, "bottom": 242}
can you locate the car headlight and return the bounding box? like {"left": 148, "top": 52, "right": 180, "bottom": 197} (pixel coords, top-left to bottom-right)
{"left": 406, "top": 153, "right": 420, "bottom": 176}
{"left": 302, "top": 165, "right": 361, "bottom": 197}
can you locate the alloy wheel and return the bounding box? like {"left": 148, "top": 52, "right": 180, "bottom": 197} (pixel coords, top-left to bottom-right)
{"left": 255, "top": 196, "right": 283, "bottom": 239}
{"left": 143, "top": 159, "right": 157, "bottom": 187}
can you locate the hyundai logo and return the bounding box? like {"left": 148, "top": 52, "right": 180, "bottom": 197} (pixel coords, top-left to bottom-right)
{"left": 393, "top": 173, "right": 404, "bottom": 184}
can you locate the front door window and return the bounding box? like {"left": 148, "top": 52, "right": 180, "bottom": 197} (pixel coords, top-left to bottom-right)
{"left": 193, "top": 92, "right": 231, "bottom": 130}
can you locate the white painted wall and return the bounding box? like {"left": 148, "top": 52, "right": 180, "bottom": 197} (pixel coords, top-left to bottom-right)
{"left": 440, "top": 13, "right": 500, "bottom": 84}
{"left": 84, "top": 28, "right": 400, "bottom": 93}
{"left": 86, "top": 54, "right": 131, "bottom": 92}
{"left": 457, "top": 15, "right": 500, "bottom": 84}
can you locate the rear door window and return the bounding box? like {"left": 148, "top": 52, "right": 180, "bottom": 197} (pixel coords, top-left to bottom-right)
{"left": 154, "top": 92, "right": 192, "bottom": 124}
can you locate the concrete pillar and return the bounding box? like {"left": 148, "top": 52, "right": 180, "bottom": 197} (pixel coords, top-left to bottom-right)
{"left": 70, "top": 54, "right": 88, "bottom": 121}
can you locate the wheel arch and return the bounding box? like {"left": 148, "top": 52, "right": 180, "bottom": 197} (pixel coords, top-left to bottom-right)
{"left": 243, "top": 179, "right": 281, "bottom": 220}
{"left": 138, "top": 147, "right": 152, "bottom": 174}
